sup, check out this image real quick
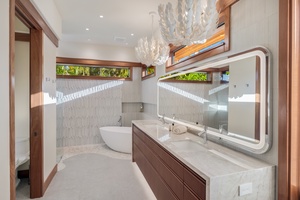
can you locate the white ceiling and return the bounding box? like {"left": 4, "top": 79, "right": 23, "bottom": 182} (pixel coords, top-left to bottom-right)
{"left": 53, "top": 0, "right": 176, "bottom": 47}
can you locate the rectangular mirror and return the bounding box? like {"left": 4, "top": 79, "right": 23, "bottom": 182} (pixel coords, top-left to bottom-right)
{"left": 157, "top": 47, "right": 271, "bottom": 154}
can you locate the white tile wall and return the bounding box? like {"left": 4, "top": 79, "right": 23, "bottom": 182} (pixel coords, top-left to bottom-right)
{"left": 122, "top": 67, "right": 142, "bottom": 102}
{"left": 122, "top": 102, "right": 144, "bottom": 127}
{"left": 56, "top": 68, "right": 144, "bottom": 146}
{"left": 56, "top": 79, "right": 123, "bottom": 147}
{"left": 142, "top": 103, "right": 157, "bottom": 120}
{"left": 158, "top": 72, "right": 228, "bottom": 129}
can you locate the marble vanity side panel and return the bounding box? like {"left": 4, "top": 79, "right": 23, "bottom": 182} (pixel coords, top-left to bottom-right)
{"left": 209, "top": 166, "right": 275, "bottom": 200}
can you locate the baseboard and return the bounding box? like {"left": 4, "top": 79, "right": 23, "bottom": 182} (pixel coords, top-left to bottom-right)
{"left": 43, "top": 164, "right": 57, "bottom": 194}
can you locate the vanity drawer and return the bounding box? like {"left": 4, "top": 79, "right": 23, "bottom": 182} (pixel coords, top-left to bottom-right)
{"left": 133, "top": 124, "right": 206, "bottom": 200}
{"left": 184, "top": 168, "right": 206, "bottom": 200}
{"left": 133, "top": 125, "right": 147, "bottom": 142}
{"left": 184, "top": 185, "right": 201, "bottom": 200}
{"left": 133, "top": 125, "right": 184, "bottom": 180}
{"left": 146, "top": 134, "right": 184, "bottom": 180}
{"left": 134, "top": 144, "right": 179, "bottom": 200}
{"left": 150, "top": 147, "right": 183, "bottom": 199}
{"left": 134, "top": 133, "right": 183, "bottom": 199}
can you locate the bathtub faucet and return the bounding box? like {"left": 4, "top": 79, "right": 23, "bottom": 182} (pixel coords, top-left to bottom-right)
{"left": 118, "top": 116, "right": 122, "bottom": 126}
{"left": 219, "top": 124, "right": 228, "bottom": 135}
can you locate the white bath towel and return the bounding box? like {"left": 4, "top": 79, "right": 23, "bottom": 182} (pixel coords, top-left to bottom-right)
{"left": 172, "top": 125, "right": 187, "bottom": 134}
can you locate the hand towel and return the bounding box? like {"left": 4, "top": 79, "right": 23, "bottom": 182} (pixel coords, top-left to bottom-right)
{"left": 172, "top": 125, "right": 187, "bottom": 134}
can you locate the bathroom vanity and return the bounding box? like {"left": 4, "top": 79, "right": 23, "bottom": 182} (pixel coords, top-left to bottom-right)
{"left": 132, "top": 120, "right": 275, "bottom": 200}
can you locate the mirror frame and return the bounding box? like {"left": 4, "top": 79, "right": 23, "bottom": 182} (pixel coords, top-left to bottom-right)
{"left": 157, "top": 47, "right": 271, "bottom": 154}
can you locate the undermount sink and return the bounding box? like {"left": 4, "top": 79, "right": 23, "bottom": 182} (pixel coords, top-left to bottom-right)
{"left": 171, "top": 140, "right": 248, "bottom": 168}
{"left": 171, "top": 140, "right": 208, "bottom": 152}
{"left": 144, "top": 124, "right": 169, "bottom": 131}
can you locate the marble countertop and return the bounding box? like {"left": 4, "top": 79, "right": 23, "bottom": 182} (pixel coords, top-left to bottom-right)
{"left": 132, "top": 120, "right": 273, "bottom": 181}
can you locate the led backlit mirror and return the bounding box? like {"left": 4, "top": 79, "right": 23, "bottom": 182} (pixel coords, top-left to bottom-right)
{"left": 157, "top": 47, "right": 271, "bottom": 154}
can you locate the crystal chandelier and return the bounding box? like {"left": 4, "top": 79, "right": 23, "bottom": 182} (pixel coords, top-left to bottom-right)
{"left": 158, "top": 0, "right": 219, "bottom": 46}
{"left": 135, "top": 12, "right": 170, "bottom": 67}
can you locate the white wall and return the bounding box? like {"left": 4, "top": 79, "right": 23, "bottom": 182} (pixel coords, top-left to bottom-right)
{"left": 15, "top": 17, "right": 30, "bottom": 33}
{"left": 15, "top": 41, "right": 30, "bottom": 140}
{"left": 141, "top": 64, "right": 165, "bottom": 104}
{"left": 122, "top": 67, "right": 143, "bottom": 126}
{"left": 43, "top": 35, "right": 57, "bottom": 181}
{"left": 122, "top": 67, "right": 142, "bottom": 102}
{"left": 228, "top": 57, "right": 256, "bottom": 138}
{"left": 30, "top": 0, "right": 62, "bottom": 39}
{"left": 141, "top": 0, "right": 279, "bottom": 165}
{"left": 0, "top": 0, "right": 10, "bottom": 199}
{"left": 58, "top": 41, "right": 138, "bottom": 62}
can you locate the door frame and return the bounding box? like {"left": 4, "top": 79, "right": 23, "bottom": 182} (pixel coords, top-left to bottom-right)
{"left": 278, "top": 0, "right": 300, "bottom": 199}
{"left": 9, "top": 0, "right": 16, "bottom": 199}
{"left": 11, "top": 1, "right": 44, "bottom": 199}
{"left": 10, "top": 0, "right": 59, "bottom": 199}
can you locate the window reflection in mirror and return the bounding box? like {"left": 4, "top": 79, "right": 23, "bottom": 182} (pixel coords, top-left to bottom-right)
{"left": 158, "top": 47, "right": 270, "bottom": 154}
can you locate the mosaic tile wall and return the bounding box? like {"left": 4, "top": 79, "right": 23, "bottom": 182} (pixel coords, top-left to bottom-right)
{"left": 56, "top": 79, "right": 123, "bottom": 147}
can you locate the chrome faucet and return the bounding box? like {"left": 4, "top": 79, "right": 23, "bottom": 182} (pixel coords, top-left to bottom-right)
{"left": 159, "top": 114, "right": 166, "bottom": 124}
{"left": 198, "top": 126, "right": 207, "bottom": 144}
{"left": 219, "top": 124, "right": 228, "bottom": 135}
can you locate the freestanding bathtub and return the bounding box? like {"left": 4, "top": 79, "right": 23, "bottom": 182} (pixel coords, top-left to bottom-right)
{"left": 99, "top": 126, "right": 132, "bottom": 154}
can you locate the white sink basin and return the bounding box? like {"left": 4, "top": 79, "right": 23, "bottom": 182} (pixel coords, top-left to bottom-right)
{"left": 144, "top": 124, "right": 169, "bottom": 131}
{"left": 171, "top": 140, "right": 208, "bottom": 152}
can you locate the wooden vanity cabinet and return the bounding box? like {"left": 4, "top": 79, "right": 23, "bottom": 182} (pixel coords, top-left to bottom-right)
{"left": 132, "top": 125, "right": 206, "bottom": 200}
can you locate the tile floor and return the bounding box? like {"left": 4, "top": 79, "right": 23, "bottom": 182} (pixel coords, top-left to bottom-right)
{"left": 16, "top": 144, "right": 156, "bottom": 200}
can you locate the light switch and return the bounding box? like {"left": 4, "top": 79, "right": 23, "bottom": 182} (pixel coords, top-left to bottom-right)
{"left": 238, "top": 182, "right": 252, "bottom": 196}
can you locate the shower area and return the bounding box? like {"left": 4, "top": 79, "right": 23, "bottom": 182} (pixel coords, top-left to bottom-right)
{"left": 56, "top": 67, "right": 144, "bottom": 155}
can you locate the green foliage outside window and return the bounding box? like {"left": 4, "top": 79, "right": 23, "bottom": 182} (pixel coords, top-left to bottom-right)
{"left": 56, "top": 65, "right": 130, "bottom": 78}
{"left": 147, "top": 66, "right": 155, "bottom": 75}
{"left": 160, "top": 72, "right": 208, "bottom": 81}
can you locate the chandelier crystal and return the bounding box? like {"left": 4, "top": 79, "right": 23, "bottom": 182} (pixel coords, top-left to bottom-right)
{"left": 158, "top": 0, "right": 219, "bottom": 46}
{"left": 135, "top": 12, "right": 170, "bottom": 67}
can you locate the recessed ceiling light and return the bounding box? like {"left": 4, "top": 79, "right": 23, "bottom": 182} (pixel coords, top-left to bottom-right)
{"left": 86, "top": 28, "right": 89, "bottom": 31}
{"left": 131, "top": 33, "right": 134, "bottom": 36}
{"left": 99, "top": 15, "right": 104, "bottom": 18}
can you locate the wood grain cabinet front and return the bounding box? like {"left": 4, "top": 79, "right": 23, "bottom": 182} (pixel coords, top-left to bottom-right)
{"left": 132, "top": 125, "right": 206, "bottom": 200}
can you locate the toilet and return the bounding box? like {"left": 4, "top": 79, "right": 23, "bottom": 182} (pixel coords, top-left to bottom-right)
{"left": 15, "top": 137, "right": 30, "bottom": 187}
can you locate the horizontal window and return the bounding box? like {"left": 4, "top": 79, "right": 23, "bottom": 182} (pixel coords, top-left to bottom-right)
{"left": 56, "top": 65, "right": 130, "bottom": 78}
{"left": 160, "top": 71, "right": 212, "bottom": 84}
{"left": 56, "top": 57, "right": 144, "bottom": 81}
{"left": 141, "top": 66, "right": 156, "bottom": 80}
{"left": 173, "top": 28, "right": 225, "bottom": 64}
